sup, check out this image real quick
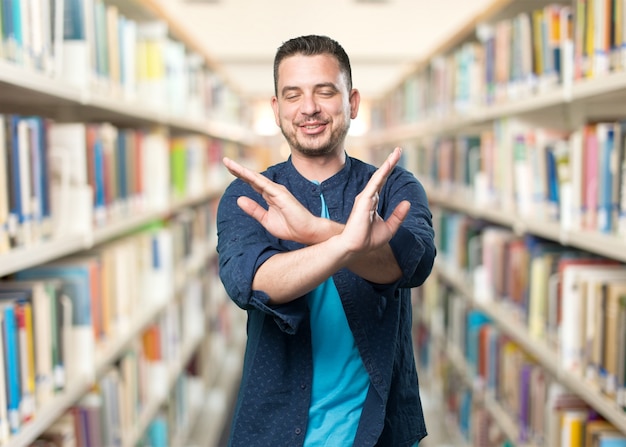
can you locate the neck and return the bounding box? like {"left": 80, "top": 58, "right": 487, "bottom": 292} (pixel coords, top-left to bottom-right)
{"left": 291, "top": 150, "right": 346, "bottom": 182}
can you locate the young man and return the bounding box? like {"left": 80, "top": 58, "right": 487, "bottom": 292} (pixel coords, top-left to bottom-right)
{"left": 216, "top": 35, "right": 436, "bottom": 446}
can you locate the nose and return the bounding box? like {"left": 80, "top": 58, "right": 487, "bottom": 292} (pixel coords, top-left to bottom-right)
{"left": 300, "top": 93, "right": 320, "bottom": 116}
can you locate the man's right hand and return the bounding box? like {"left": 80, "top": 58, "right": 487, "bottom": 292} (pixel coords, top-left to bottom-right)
{"left": 223, "top": 157, "right": 329, "bottom": 245}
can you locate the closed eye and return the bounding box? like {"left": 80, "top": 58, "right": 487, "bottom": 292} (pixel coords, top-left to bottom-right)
{"left": 318, "top": 89, "right": 336, "bottom": 97}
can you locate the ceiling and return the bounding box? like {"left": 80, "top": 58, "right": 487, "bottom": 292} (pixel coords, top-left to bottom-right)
{"left": 172, "top": 0, "right": 496, "bottom": 102}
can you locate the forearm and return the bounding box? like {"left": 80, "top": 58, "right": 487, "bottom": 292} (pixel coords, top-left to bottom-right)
{"left": 306, "top": 220, "right": 403, "bottom": 285}
{"left": 252, "top": 234, "right": 351, "bottom": 304}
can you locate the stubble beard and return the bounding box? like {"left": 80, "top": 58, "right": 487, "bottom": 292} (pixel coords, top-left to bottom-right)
{"left": 281, "top": 120, "right": 350, "bottom": 158}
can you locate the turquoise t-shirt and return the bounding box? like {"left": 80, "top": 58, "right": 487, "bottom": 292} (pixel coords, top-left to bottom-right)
{"left": 304, "top": 190, "right": 370, "bottom": 446}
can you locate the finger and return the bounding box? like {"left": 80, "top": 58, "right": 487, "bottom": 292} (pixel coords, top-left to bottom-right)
{"left": 236, "top": 196, "right": 267, "bottom": 222}
{"left": 223, "top": 157, "right": 280, "bottom": 196}
{"left": 223, "top": 157, "right": 263, "bottom": 185}
{"left": 383, "top": 147, "right": 403, "bottom": 177}
{"left": 362, "top": 147, "right": 402, "bottom": 197}
{"left": 385, "top": 200, "right": 411, "bottom": 234}
{"left": 373, "top": 147, "right": 402, "bottom": 184}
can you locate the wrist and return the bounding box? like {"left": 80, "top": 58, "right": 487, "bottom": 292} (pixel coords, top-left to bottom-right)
{"left": 304, "top": 218, "right": 343, "bottom": 245}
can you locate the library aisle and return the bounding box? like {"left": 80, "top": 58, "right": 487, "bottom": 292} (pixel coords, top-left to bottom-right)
{"left": 420, "top": 389, "right": 457, "bottom": 447}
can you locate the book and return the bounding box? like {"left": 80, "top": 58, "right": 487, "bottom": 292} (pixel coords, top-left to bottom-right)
{"left": 513, "top": 132, "right": 534, "bottom": 216}
{"left": 5, "top": 116, "right": 27, "bottom": 247}
{"left": 15, "top": 299, "right": 35, "bottom": 423}
{"left": 529, "top": 366, "right": 548, "bottom": 444}
{"left": 0, "top": 115, "right": 9, "bottom": 253}
{"left": 106, "top": 4, "right": 121, "bottom": 91}
{"left": 599, "top": 436, "right": 626, "bottom": 447}
{"left": 615, "top": 120, "right": 626, "bottom": 237}
{"left": 16, "top": 261, "right": 96, "bottom": 382}
{"left": 120, "top": 15, "right": 137, "bottom": 100}
{"left": 0, "top": 295, "right": 24, "bottom": 434}
{"left": 47, "top": 122, "right": 92, "bottom": 236}
{"left": 0, "top": 304, "right": 9, "bottom": 444}
{"left": 136, "top": 21, "right": 168, "bottom": 109}
{"left": 147, "top": 412, "right": 169, "bottom": 447}
{"left": 561, "top": 410, "right": 585, "bottom": 447}
{"left": 61, "top": 0, "right": 89, "bottom": 87}
{"left": 567, "top": 128, "right": 584, "bottom": 230}
{"left": 526, "top": 237, "right": 563, "bottom": 343}
{"left": 559, "top": 6, "right": 574, "bottom": 88}
{"left": 560, "top": 264, "right": 626, "bottom": 375}
{"left": 99, "top": 367, "right": 122, "bottom": 447}
{"left": 574, "top": 0, "right": 588, "bottom": 79}
{"left": 586, "top": 419, "right": 620, "bottom": 447}
{"left": 603, "top": 281, "right": 626, "bottom": 403}
{"left": 597, "top": 122, "right": 616, "bottom": 233}
{"left": 140, "top": 129, "right": 170, "bottom": 212}
{"left": 583, "top": 123, "right": 599, "bottom": 230}
{"left": 76, "top": 391, "right": 104, "bottom": 446}
{"left": 0, "top": 280, "right": 57, "bottom": 407}
{"left": 545, "top": 142, "right": 560, "bottom": 220}
{"left": 577, "top": 268, "right": 626, "bottom": 385}
{"left": 37, "top": 412, "right": 77, "bottom": 447}
{"left": 24, "top": 116, "right": 51, "bottom": 242}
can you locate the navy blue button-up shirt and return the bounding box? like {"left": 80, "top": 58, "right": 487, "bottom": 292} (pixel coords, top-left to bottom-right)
{"left": 216, "top": 155, "right": 436, "bottom": 447}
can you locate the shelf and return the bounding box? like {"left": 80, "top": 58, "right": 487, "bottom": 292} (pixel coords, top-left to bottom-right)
{"left": 91, "top": 185, "right": 225, "bottom": 247}
{"left": 571, "top": 72, "right": 626, "bottom": 103}
{"left": 94, "top": 300, "right": 170, "bottom": 378}
{"left": 483, "top": 392, "right": 538, "bottom": 447}
{"left": 187, "top": 340, "right": 245, "bottom": 447}
{"left": 0, "top": 185, "right": 225, "bottom": 279}
{"left": 365, "top": 70, "right": 626, "bottom": 145}
{"left": 4, "top": 287, "right": 172, "bottom": 447}
{"left": 420, "top": 384, "right": 471, "bottom": 447}
{"left": 0, "top": 60, "right": 84, "bottom": 106}
{"left": 428, "top": 188, "right": 626, "bottom": 263}
{"left": 0, "top": 0, "right": 248, "bottom": 445}
{"left": 437, "top": 263, "right": 626, "bottom": 435}
{"left": 370, "top": 0, "right": 626, "bottom": 444}
{"left": 0, "top": 61, "right": 256, "bottom": 143}
{"left": 428, "top": 188, "right": 516, "bottom": 228}
{"left": 445, "top": 342, "right": 536, "bottom": 447}
{"left": 170, "top": 398, "right": 204, "bottom": 447}
{"left": 124, "top": 335, "right": 204, "bottom": 447}
{"left": 0, "top": 234, "right": 90, "bottom": 277}
{"left": 5, "top": 376, "right": 94, "bottom": 447}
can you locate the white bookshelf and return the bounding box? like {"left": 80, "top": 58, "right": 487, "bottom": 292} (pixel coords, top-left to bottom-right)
{"left": 370, "top": 0, "right": 626, "bottom": 444}
{"left": 437, "top": 262, "right": 626, "bottom": 436}
{"left": 0, "top": 0, "right": 251, "bottom": 444}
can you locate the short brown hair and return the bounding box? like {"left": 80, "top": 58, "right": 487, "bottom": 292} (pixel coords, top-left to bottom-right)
{"left": 273, "top": 35, "right": 353, "bottom": 95}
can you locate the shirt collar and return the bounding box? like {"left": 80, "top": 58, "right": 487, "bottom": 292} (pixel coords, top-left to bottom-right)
{"left": 285, "top": 153, "right": 353, "bottom": 192}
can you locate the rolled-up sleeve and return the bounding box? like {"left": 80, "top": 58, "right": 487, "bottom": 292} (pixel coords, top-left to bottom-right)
{"left": 383, "top": 168, "right": 436, "bottom": 288}
{"left": 216, "top": 179, "right": 308, "bottom": 333}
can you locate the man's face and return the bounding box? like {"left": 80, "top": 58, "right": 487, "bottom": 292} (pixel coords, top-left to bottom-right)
{"left": 272, "top": 54, "right": 360, "bottom": 157}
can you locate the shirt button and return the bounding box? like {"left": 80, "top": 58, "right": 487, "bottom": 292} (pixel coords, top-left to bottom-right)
{"left": 295, "top": 427, "right": 302, "bottom": 435}
{"left": 300, "top": 383, "right": 307, "bottom": 390}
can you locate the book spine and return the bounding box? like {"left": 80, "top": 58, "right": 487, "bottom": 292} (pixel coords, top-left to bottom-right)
{"left": 3, "top": 305, "right": 21, "bottom": 434}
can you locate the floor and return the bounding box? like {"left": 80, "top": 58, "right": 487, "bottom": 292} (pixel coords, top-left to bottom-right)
{"left": 419, "top": 388, "right": 459, "bottom": 447}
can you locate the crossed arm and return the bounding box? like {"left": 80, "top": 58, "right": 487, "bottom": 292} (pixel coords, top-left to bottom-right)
{"left": 222, "top": 148, "right": 411, "bottom": 304}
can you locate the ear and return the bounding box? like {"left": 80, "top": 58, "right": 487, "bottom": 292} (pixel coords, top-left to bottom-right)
{"left": 349, "top": 89, "right": 360, "bottom": 119}
{"left": 271, "top": 96, "right": 280, "bottom": 126}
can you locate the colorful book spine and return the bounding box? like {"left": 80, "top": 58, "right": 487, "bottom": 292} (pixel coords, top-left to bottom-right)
{"left": 2, "top": 303, "right": 21, "bottom": 434}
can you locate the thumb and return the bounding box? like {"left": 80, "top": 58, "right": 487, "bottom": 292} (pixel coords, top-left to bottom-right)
{"left": 237, "top": 196, "right": 267, "bottom": 223}
{"left": 385, "top": 201, "right": 411, "bottom": 234}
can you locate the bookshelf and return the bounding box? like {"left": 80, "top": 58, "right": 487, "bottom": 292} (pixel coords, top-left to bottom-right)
{"left": 377, "top": 0, "right": 626, "bottom": 445}
{"left": 0, "top": 0, "right": 250, "bottom": 445}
